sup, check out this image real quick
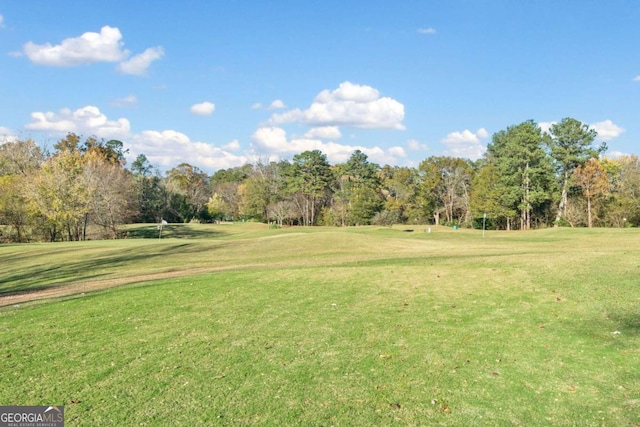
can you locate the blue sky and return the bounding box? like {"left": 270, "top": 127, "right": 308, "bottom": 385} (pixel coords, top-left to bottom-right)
{"left": 1, "top": 1, "right": 638, "bottom": 172}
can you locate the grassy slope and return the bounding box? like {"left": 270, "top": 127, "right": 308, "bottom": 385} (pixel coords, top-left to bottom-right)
{"left": 1, "top": 224, "right": 639, "bottom": 426}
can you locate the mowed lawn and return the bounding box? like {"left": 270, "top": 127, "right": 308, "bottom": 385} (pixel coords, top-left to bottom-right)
{"left": 0, "top": 224, "right": 639, "bottom": 426}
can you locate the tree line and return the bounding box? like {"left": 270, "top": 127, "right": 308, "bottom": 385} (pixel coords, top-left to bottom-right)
{"left": 1, "top": 118, "right": 639, "bottom": 242}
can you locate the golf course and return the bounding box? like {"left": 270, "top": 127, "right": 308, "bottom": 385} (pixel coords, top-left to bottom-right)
{"left": 1, "top": 223, "right": 638, "bottom": 426}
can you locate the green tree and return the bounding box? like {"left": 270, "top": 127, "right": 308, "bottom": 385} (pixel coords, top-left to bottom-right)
{"left": 166, "top": 163, "right": 210, "bottom": 222}
{"left": 27, "top": 149, "right": 90, "bottom": 240}
{"left": 606, "top": 155, "right": 640, "bottom": 227}
{"left": 379, "top": 165, "right": 421, "bottom": 224}
{"left": 470, "top": 161, "right": 515, "bottom": 229}
{"left": 547, "top": 118, "right": 605, "bottom": 225}
{"left": 486, "top": 121, "right": 555, "bottom": 230}
{"left": 418, "top": 156, "right": 474, "bottom": 226}
{"left": 332, "top": 150, "right": 383, "bottom": 226}
{"left": 130, "top": 154, "right": 168, "bottom": 223}
{"left": 287, "top": 150, "right": 332, "bottom": 226}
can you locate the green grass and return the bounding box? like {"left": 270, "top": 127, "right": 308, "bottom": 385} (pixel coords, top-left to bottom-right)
{"left": 1, "top": 224, "right": 639, "bottom": 426}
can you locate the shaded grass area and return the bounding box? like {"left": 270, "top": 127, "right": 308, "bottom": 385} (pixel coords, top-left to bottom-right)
{"left": 1, "top": 225, "right": 640, "bottom": 425}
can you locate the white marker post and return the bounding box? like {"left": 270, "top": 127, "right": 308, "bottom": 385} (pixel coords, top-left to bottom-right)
{"left": 482, "top": 212, "right": 487, "bottom": 238}
{"left": 158, "top": 219, "right": 168, "bottom": 239}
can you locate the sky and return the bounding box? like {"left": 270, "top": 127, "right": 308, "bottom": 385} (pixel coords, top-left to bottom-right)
{"left": 1, "top": 1, "right": 639, "bottom": 173}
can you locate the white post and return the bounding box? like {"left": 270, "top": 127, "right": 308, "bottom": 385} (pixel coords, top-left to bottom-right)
{"left": 482, "top": 212, "right": 487, "bottom": 238}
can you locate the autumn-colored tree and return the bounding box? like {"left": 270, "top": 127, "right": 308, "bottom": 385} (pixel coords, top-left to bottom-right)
{"left": 573, "top": 158, "right": 610, "bottom": 228}
{"left": 547, "top": 118, "right": 605, "bottom": 225}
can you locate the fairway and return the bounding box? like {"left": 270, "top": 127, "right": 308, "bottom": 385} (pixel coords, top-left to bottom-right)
{"left": 1, "top": 224, "right": 639, "bottom": 426}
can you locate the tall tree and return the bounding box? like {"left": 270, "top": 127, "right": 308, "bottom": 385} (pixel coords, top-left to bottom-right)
{"left": 166, "top": 163, "right": 210, "bottom": 222}
{"left": 83, "top": 151, "right": 135, "bottom": 237}
{"left": 0, "top": 139, "right": 44, "bottom": 176}
{"left": 379, "top": 165, "right": 421, "bottom": 224}
{"left": 418, "top": 156, "right": 474, "bottom": 226}
{"left": 27, "top": 149, "right": 91, "bottom": 241}
{"left": 573, "top": 158, "right": 610, "bottom": 228}
{"left": 547, "top": 118, "right": 605, "bottom": 225}
{"left": 287, "top": 150, "right": 332, "bottom": 226}
{"left": 486, "top": 121, "right": 555, "bottom": 230}
{"left": 331, "top": 150, "right": 383, "bottom": 226}
{"left": 130, "top": 154, "right": 168, "bottom": 223}
{"left": 607, "top": 155, "right": 640, "bottom": 227}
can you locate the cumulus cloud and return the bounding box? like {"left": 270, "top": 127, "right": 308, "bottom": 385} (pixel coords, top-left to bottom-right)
{"left": 0, "top": 127, "right": 17, "bottom": 143}
{"left": 223, "top": 139, "right": 241, "bottom": 151}
{"left": 417, "top": 27, "right": 436, "bottom": 34}
{"left": 538, "top": 121, "right": 556, "bottom": 134}
{"left": 190, "top": 101, "right": 216, "bottom": 116}
{"left": 268, "top": 99, "right": 286, "bottom": 110}
{"left": 541, "top": 119, "right": 623, "bottom": 141}
{"left": 441, "top": 128, "right": 488, "bottom": 160}
{"left": 117, "top": 46, "right": 164, "bottom": 75}
{"left": 252, "top": 99, "right": 287, "bottom": 110}
{"left": 23, "top": 25, "right": 163, "bottom": 74}
{"left": 0, "top": 14, "right": 4, "bottom": 29}
{"left": 251, "top": 126, "right": 404, "bottom": 165}
{"left": 269, "top": 81, "right": 405, "bottom": 130}
{"left": 129, "top": 130, "right": 246, "bottom": 170}
{"left": 24, "top": 26, "right": 127, "bottom": 66}
{"left": 590, "top": 119, "right": 624, "bottom": 141}
{"left": 633, "top": 76, "right": 640, "bottom": 82}
{"left": 23, "top": 104, "right": 245, "bottom": 171}
{"left": 407, "top": 138, "right": 429, "bottom": 151}
{"left": 304, "top": 126, "right": 342, "bottom": 140}
{"left": 110, "top": 95, "right": 138, "bottom": 108}
{"left": 25, "top": 105, "right": 131, "bottom": 139}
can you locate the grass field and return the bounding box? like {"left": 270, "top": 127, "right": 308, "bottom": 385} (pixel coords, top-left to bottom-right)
{"left": 1, "top": 223, "right": 639, "bottom": 426}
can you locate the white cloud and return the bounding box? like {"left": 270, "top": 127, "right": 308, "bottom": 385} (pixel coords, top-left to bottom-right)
{"left": 268, "top": 99, "right": 286, "bottom": 110}
{"left": 407, "top": 138, "right": 429, "bottom": 151}
{"left": 304, "top": 126, "right": 342, "bottom": 140}
{"left": 538, "top": 121, "right": 556, "bottom": 134}
{"left": 0, "top": 127, "right": 17, "bottom": 143}
{"left": 23, "top": 25, "right": 163, "bottom": 74}
{"left": 110, "top": 95, "right": 138, "bottom": 108}
{"left": 25, "top": 105, "right": 130, "bottom": 139}
{"left": 190, "top": 101, "right": 216, "bottom": 116}
{"left": 633, "top": 76, "right": 640, "bottom": 82}
{"left": 0, "top": 14, "right": 5, "bottom": 29}
{"left": 24, "top": 26, "right": 127, "bottom": 66}
{"left": 223, "top": 139, "right": 241, "bottom": 151}
{"left": 590, "top": 119, "right": 624, "bottom": 141}
{"left": 252, "top": 99, "right": 287, "bottom": 110}
{"left": 116, "top": 46, "right": 164, "bottom": 75}
{"left": 388, "top": 146, "right": 406, "bottom": 158}
{"left": 23, "top": 105, "right": 245, "bottom": 171}
{"left": 129, "top": 130, "right": 246, "bottom": 170}
{"left": 417, "top": 27, "right": 436, "bottom": 34}
{"left": 251, "top": 126, "right": 404, "bottom": 165}
{"left": 441, "top": 128, "right": 488, "bottom": 160}
{"left": 269, "top": 81, "right": 405, "bottom": 130}
{"left": 476, "top": 128, "right": 489, "bottom": 139}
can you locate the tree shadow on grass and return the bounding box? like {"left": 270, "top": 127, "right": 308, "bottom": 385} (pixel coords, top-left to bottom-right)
{"left": 125, "top": 224, "right": 226, "bottom": 239}
{"left": 0, "top": 241, "right": 230, "bottom": 296}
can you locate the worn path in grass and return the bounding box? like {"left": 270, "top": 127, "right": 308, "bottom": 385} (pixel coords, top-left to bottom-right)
{"left": 0, "top": 223, "right": 443, "bottom": 307}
